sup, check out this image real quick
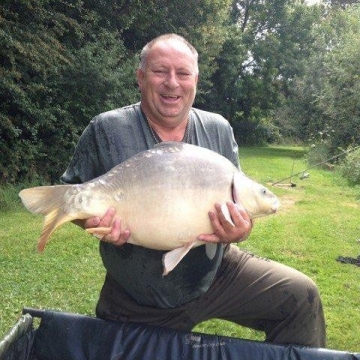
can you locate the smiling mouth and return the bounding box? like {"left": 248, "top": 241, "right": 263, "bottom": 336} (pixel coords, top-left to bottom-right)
{"left": 162, "top": 95, "right": 180, "bottom": 101}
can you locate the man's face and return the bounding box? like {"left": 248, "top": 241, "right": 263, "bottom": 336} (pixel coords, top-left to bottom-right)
{"left": 137, "top": 40, "right": 198, "bottom": 126}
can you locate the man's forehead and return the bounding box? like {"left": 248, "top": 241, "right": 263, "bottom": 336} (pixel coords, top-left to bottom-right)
{"left": 149, "top": 39, "right": 194, "bottom": 58}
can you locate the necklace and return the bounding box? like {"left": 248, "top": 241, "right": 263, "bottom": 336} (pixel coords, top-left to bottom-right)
{"left": 145, "top": 115, "right": 192, "bottom": 144}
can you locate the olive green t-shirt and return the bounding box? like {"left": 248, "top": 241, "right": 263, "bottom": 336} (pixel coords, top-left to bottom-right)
{"left": 61, "top": 103, "right": 239, "bottom": 308}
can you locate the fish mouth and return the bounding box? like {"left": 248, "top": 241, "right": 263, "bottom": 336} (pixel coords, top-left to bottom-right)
{"left": 272, "top": 200, "right": 280, "bottom": 213}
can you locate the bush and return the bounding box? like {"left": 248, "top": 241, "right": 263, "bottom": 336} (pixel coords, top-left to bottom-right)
{"left": 306, "top": 143, "right": 331, "bottom": 168}
{"left": 233, "top": 110, "right": 281, "bottom": 146}
{"left": 340, "top": 147, "right": 360, "bottom": 185}
{"left": 0, "top": 184, "right": 22, "bottom": 212}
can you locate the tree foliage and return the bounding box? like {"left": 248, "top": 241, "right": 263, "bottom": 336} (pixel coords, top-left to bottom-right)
{"left": 1, "top": 0, "right": 78, "bottom": 183}
{"left": 315, "top": 6, "right": 360, "bottom": 151}
{"left": 279, "top": 4, "right": 360, "bottom": 155}
{"left": 205, "top": 0, "right": 323, "bottom": 145}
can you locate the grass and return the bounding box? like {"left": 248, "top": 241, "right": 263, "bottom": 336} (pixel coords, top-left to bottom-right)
{"left": 1, "top": 146, "right": 359, "bottom": 352}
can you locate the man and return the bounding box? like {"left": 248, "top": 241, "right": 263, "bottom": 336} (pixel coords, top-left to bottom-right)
{"left": 61, "top": 34, "right": 326, "bottom": 347}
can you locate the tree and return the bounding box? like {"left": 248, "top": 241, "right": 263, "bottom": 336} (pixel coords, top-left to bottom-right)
{"left": 282, "top": 4, "right": 360, "bottom": 153}
{"left": 206, "top": 0, "right": 321, "bottom": 145}
{"left": 313, "top": 5, "right": 360, "bottom": 151}
{"left": 323, "top": 0, "right": 359, "bottom": 9}
{"left": 0, "top": 0, "right": 77, "bottom": 182}
{"left": 0, "top": 0, "right": 143, "bottom": 183}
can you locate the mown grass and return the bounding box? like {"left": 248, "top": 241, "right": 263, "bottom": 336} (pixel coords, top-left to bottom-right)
{"left": 1, "top": 146, "right": 359, "bottom": 352}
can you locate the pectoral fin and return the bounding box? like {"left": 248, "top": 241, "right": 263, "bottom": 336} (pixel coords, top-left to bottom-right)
{"left": 162, "top": 242, "right": 195, "bottom": 276}
{"left": 220, "top": 203, "right": 235, "bottom": 226}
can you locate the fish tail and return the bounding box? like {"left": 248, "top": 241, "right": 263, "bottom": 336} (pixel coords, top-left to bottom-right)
{"left": 19, "top": 185, "right": 74, "bottom": 252}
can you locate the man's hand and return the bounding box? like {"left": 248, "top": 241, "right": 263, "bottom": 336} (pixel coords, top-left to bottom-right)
{"left": 197, "top": 201, "right": 253, "bottom": 244}
{"left": 78, "top": 208, "right": 130, "bottom": 246}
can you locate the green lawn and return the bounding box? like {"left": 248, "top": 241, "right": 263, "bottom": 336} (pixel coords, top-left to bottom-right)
{"left": 1, "top": 146, "right": 359, "bottom": 352}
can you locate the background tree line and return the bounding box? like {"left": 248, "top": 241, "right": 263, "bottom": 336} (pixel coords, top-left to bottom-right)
{"left": 1, "top": 0, "right": 359, "bottom": 184}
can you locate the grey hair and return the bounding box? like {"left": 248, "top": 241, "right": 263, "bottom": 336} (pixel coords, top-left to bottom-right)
{"left": 139, "top": 34, "right": 199, "bottom": 74}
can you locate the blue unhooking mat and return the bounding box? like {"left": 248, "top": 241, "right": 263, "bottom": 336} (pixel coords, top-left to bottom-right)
{"left": 1, "top": 309, "right": 359, "bottom": 360}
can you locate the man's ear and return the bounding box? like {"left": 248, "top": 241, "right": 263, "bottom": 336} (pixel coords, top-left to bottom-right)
{"left": 136, "top": 68, "right": 144, "bottom": 88}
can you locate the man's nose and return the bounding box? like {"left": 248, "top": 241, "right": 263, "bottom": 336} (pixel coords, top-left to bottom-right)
{"left": 164, "top": 71, "right": 179, "bottom": 89}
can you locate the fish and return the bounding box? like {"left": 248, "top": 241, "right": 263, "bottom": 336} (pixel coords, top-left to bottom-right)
{"left": 19, "top": 142, "right": 280, "bottom": 275}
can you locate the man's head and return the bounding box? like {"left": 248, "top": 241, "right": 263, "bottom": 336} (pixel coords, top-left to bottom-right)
{"left": 137, "top": 34, "right": 199, "bottom": 127}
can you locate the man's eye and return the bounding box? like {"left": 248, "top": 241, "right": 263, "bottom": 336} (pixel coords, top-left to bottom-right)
{"left": 178, "top": 72, "right": 190, "bottom": 77}
{"left": 154, "top": 70, "right": 166, "bottom": 74}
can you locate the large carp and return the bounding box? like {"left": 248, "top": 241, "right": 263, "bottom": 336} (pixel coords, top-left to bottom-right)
{"left": 19, "top": 142, "right": 279, "bottom": 275}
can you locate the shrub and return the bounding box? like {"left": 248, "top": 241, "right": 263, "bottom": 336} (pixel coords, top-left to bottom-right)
{"left": 0, "top": 184, "right": 22, "bottom": 212}
{"left": 233, "top": 110, "right": 281, "bottom": 146}
{"left": 306, "top": 143, "right": 331, "bottom": 168}
{"left": 340, "top": 147, "right": 360, "bottom": 185}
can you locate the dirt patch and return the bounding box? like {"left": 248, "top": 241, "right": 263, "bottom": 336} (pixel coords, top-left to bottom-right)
{"left": 279, "top": 196, "right": 296, "bottom": 208}
{"left": 275, "top": 194, "right": 300, "bottom": 214}
{"left": 279, "top": 196, "right": 295, "bottom": 211}
{"left": 343, "top": 202, "right": 359, "bottom": 209}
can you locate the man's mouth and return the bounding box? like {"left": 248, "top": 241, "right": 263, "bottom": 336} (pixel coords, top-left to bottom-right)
{"left": 161, "top": 95, "right": 180, "bottom": 101}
